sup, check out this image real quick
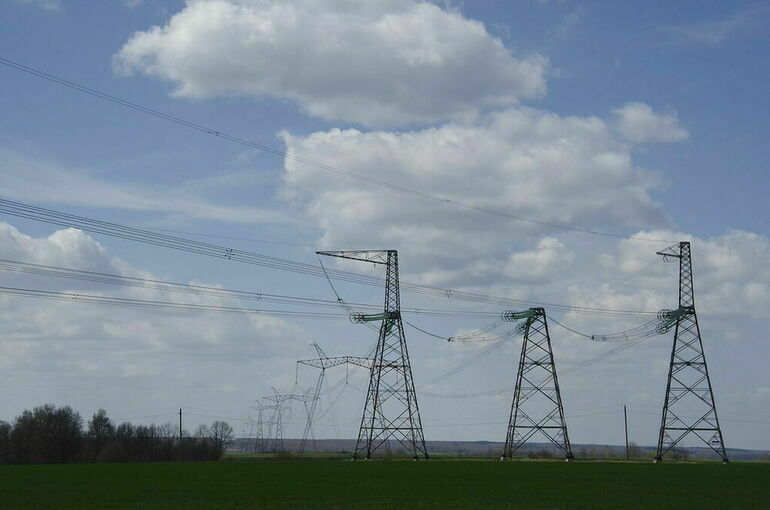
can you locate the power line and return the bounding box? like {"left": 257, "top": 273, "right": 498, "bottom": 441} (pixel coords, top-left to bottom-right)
{"left": 0, "top": 285, "right": 349, "bottom": 319}
{"left": 0, "top": 56, "right": 677, "bottom": 244}
{"left": 0, "top": 257, "right": 500, "bottom": 319}
{"left": 0, "top": 197, "right": 661, "bottom": 318}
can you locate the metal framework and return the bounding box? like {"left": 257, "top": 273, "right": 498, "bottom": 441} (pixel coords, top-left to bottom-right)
{"left": 245, "top": 402, "right": 270, "bottom": 454}
{"left": 296, "top": 342, "right": 373, "bottom": 455}
{"left": 655, "top": 242, "right": 728, "bottom": 462}
{"left": 260, "top": 393, "right": 287, "bottom": 453}
{"left": 263, "top": 388, "right": 317, "bottom": 454}
{"left": 501, "top": 307, "right": 573, "bottom": 460}
{"left": 317, "top": 250, "right": 428, "bottom": 459}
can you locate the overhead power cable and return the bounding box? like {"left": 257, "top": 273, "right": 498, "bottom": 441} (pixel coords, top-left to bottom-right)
{"left": 0, "top": 257, "right": 499, "bottom": 319}
{"left": 0, "top": 197, "right": 660, "bottom": 318}
{"left": 421, "top": 312, "right": 667, "bottom": 399}
{"left": 0, "top": 285, "right": 349, "bottom": 319}
{"left": 416, "top": 330, "right": 517, "bottom": 389}
{"left": 0, "top": 56, "right": 677, "bottom": 244}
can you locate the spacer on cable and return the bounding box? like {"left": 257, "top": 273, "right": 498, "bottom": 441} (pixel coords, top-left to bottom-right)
{"left": 349, "top": 312, "right": 366, "bottom": 324}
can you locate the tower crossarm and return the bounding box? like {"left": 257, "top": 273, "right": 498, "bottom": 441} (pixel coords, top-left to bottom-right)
{"left": 350, "top": 311, "right": 399, "bottom": 323}
{"left": 317, "top": 250, "right": 392, "bottom": 265}
{"left": 501, "top": 308, "right": 542, "bottom": 322}
{"left": 297, "top": 355, "right": 373, "bottom": 370}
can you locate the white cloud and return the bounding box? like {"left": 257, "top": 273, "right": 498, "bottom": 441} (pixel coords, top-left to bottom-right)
{"left": 12, "top": 0, "right": 61, "bottom": 11}
{"left": 281, "top": 107, "right": 667, "bottom": 285}
{"left": 607, "top": 229, "right": 770, "bottom": 319}
{"left": 0, "top": 222, "right": 308, "bottom": 427}
{"left": 0, "top": 148, "right": 293, "bottom": 226}
{"left": 504, "top": 237, "right": 573, "bottom": 282}
{"left": 613, "top": 102, "right": 689, "bottom": 144}
{"left": 114, "top": 0, "right": 548, "bottom": 127}
{"left": 0, "top": 223, "right": 113, "bottom": 274}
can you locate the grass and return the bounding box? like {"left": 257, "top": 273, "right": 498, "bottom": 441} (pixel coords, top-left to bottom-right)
{"left": 2, "top": 458, "right": 769, "bottom": 509}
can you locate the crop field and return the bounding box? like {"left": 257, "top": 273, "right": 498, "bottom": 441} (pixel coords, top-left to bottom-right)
{"left": 3, "top": 458, "right": 769, "bottom": 509}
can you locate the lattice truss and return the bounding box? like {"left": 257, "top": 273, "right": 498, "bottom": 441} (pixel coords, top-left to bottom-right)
{"left": 317, "top": 250, "right": 428, "bottom": 459}
{"left": 296, "top": 342, "right": 373, "bottom": 455}
{"left": 502, "top": 308, "right": 573, "bottom": 460}
{"left": 655, "top": 242, "right": 728, "bottom": 462}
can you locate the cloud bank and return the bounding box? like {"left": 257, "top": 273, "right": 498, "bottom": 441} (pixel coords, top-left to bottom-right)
{"left": 115, "top": 0, "right": 548, "bottom": 127}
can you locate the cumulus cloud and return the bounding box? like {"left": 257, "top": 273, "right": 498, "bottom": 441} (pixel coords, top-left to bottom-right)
{"left": 503, "top": 237, "right": 573, "bottom": 282}
{"left": 114, "top": 0, "right": 548, "bottom": 127}
{"left": 613, "top": 102, "right": 689, "bottom": 144}
{"left": 0, "top": 222, "right": 308, "bottom": 427}
{"left": 281, "top": 107, "right": 667, "bottom": 285}
{"left": 0, "top": 223, "right": 113, "bottom": 275}
{"left": 603, "top": 229, "right": 770, "bottom": 319}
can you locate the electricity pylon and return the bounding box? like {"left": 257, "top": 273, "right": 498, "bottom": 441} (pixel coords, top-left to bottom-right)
{"left": 259, "top": 395, "right": 286, "bottom": 453}
{"left": 501, "top": 308, "right": 573, "bottom": 460}
{"left": 317, "top": 250, "right": 428, "bottom": 459}
{"left": 655, "top": 242, "right": 728, "bottom": 463}
{"left": 296, "top": 342, "right": 373, "bottom": 455}
{"left": 248, "top": 402, "right": 270, "bottom": 454}
{"left": 264, "top": 387, "right": 319, "bottom": 454}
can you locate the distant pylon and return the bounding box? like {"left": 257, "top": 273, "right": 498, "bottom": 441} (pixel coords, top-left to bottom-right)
{"left": 654, "top": 242, "right": 728, "bottom": 463}
{"left": 264, "top": 387, "right": 319, "bottom": 454}
{"left": 248, "top": 402, "right": 268, "bottom": 453}
{"left": 317, "top": 250, "right": 428, "bottom": 459}
{"left": 296, "top": 342, "right": 373, "bottom": 456}
{"left": 501, "top": 307, "right": 573, "bottom": 460}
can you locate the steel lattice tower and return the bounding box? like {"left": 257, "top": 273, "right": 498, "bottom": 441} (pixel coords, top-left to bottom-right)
{"left": 501, "top": 308, "right": 573, "bottom": 460}
{"left": 655, "top": 242, "right": 728, "bottom": 462}
{"left": 265, "top": 388, "right": 318, "bottom": 454}
{"left": 317, "top": 250, "right": 428, "bottom": 459}
{"left": 296, "top": 342, "right": 373, "bottom": 456}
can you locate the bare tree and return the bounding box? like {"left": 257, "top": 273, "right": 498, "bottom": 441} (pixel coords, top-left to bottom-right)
{"left": 210, "top": 421, "right": 234, "bottom": 455}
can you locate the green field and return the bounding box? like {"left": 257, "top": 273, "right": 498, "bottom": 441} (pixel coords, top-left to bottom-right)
{"left": 3, "top": 458, "right": 768, "bottom": 509}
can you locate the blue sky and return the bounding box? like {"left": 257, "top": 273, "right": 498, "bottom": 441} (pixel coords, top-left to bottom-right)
{"left": 1, "top": 0, "right": 769, "bottom": 452}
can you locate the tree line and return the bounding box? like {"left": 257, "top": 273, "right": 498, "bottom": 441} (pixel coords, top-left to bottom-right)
{"left": 0, "top": 404, "right": 234, "bottom": 464}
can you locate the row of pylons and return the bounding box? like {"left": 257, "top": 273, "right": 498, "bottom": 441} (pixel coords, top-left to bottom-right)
{"left": 253, "top": 242, "right": 728, "bottom": 463}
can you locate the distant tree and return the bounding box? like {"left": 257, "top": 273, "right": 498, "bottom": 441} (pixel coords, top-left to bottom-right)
{"left": 210, "top": 421, "right": 234, "bottom": 455}
{"left": 8, "top": 404, "right": 82, "bottom": 464}
{"left": 88, "top": 409, "right": 114, "bottom": 443}
{"left": 0, "top": 420, "right": 11, "bottom": 464}
{"left": 194, "top": 424, "right": 210, "bottom": 439}
{"left": 86, "top": 409, "right": 114, "bottom": 461}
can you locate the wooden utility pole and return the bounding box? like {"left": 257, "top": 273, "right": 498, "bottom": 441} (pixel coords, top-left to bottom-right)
{"left": 624, "top": 404, "right": 629, "bottom": 460}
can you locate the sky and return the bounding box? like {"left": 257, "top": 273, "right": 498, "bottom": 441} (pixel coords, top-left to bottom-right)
{"left": 1, "top": 0, "right": 769, "bottom": 452}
